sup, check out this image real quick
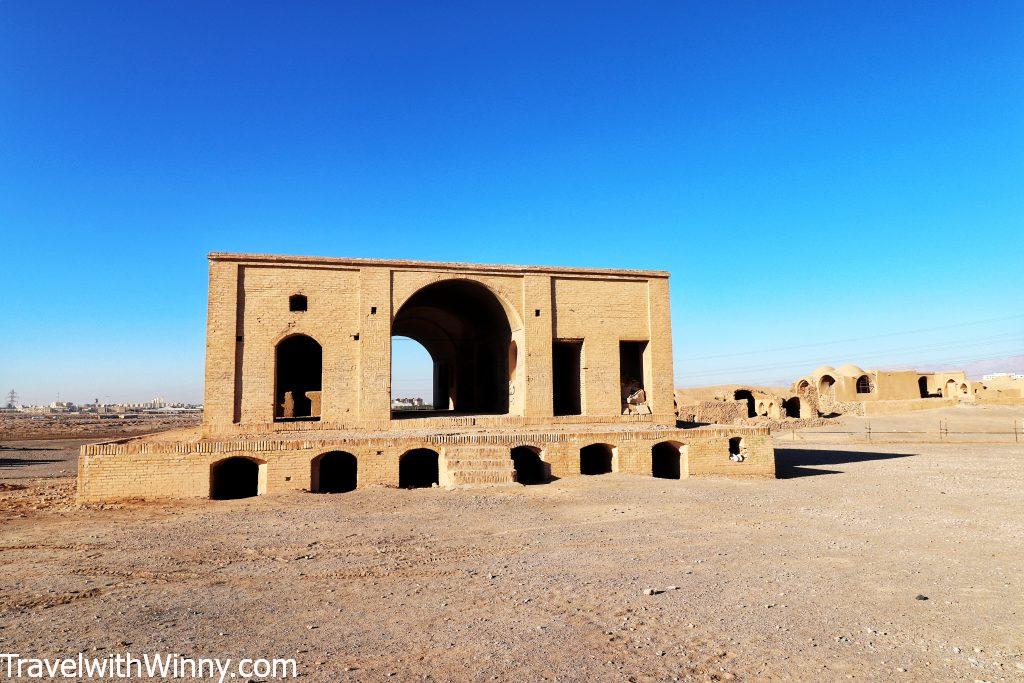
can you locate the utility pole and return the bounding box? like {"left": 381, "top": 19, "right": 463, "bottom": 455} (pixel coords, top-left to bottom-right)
{"left": 5, "top": 389, "right": 17, "bottom": 409}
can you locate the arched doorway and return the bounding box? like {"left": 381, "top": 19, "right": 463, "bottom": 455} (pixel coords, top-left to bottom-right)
{"left": 399, "top": 448, "right": 439, "bottom": 488}
{"left": 783, "top": 396, "right": 801, "bottom": 418}
{"left": 652, "top": 441, "right": 683, "bottom": 479}
{"left": 392, "top": 280, "right": 517, "bottom": 416}
{"left": 580, "top": 443, "right": 614, "bottom": 475}
{"left": 960, "top": 383, "right": 969, "bottom": 395}
{"left": 945, "top": 379, "right": 957, "bottom": 397}
{"left": 511, "top": 446, "right": 545, "bottom": 484}
{"left": 312, "top": 451, "right": 357, "bottom": 493}
{"left": 275, "top": 334, "right": 323, "bottom": 420}
{"left": 818, "top": 375, "right": 836, "bottom": 396}
{"left": 918, "top": 376, "right": 929, "bottom": 398}
{"left": 210, "top": 457, "right": 261, "bottom": 499}
{"left": 390, "top": 336, "right": 434, "bottom": 412}
{"left": 855, "top": 375, "right": 871, "bottom": 394}
{"left": 734, "top": 390, "right": 756, "bottom": 417}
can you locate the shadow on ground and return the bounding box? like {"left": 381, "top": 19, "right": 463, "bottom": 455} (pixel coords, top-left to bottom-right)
{"left": 775, "top": 448, "right": 916, "bottom": 479}
{"left": 0, "top": 458, "right": 64, "bottom": 469}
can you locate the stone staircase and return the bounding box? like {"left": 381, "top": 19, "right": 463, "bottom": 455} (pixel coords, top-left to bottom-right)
{"left": 440, "top": 445, "right": 517, "bottom": 487}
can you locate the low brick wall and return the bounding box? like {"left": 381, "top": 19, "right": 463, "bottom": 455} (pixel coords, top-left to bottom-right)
{"left": 677, "top": 400, "right": 748, "bottom": 425}
{"left": 977, "top": 396, "right": 1024, "bottom": 407}
{"left": 861, "top": 398, "right": 956, "bottom": 416}
{"left": 77, "top": 425, "right": 775, "bottom": 503}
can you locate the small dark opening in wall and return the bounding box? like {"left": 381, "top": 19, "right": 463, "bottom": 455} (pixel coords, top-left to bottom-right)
{"left": 783, "top": 396, "right": 801, "bottom": 418}
{"left": 535, "top": 309, "right": 541, "bottom": 317}
{"left": 511, "top": 446, "right": 546, "bottom": 484}
{"left": 734, "top": 390, "right": 756, "bottom": 418}
{"left": 353, "top": 333, "right": 360, "bottom": 341}
{"left": 728, "top": 437, "right": 742, "bottom": 456}
{"left": 314, "top": 451, "right": 357, "bottom": 493}
{"left": 371, "top": 306, "right": 377, "bottom": 314}
{"left": 210, "top": 457, "right": 259, "bottom": 499}
{"left": 580, "top": 443, "right": 613, "bottom": 475}
{"left": 652, "top": 442, "right": 681, "bottom": 479}
{"left": 289, "top": 294, "right": 308, "bottom": 312}
{"left": 399, "top": 449, "right": 439, "bottom": 488}
{"left": 553, "top": 340, "right": 583, "bottom": 416}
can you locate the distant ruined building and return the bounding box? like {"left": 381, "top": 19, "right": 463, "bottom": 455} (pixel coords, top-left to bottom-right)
{"left": 676, "top": 363, "right": 1024, "bottom": 426}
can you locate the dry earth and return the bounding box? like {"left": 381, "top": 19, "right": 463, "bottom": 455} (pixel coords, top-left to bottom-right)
{"left": 1, "top": 407, "right": 1022, "bottom": 681}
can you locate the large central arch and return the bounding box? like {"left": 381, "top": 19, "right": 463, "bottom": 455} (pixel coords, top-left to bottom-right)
{"left": 392, "top": 279, "right": 516, "bottom": 415}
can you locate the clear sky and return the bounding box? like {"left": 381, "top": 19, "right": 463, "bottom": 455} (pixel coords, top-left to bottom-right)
{"left": 2, "top": 1, "right": 1022, "bottom": 405}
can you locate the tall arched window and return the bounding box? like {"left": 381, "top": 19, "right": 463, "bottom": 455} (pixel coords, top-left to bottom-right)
{"left": 275, "top": 334, "right": 323, "bottom": 420}
{"left": 855, "top": 375, "right": 871, "bottom": 394}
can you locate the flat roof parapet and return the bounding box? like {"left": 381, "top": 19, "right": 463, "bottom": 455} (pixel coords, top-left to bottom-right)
{"left": 208, "top": 252, "right": 670, "bottom": 279}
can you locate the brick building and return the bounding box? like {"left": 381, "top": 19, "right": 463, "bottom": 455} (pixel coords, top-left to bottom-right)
{"left": 78, "top": 253, "right": 774, "bottom": 502}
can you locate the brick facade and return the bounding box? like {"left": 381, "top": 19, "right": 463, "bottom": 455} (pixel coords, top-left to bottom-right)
{"left": 78, "top": 253, "right": 776, "bottom": 503}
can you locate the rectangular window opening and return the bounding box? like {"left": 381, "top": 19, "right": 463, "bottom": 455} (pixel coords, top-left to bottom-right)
{"left": 552, "top": 339, "right": 583, "bottom": 416}
{"left": 619, "top": 340, "right": 650, "bottom": 415}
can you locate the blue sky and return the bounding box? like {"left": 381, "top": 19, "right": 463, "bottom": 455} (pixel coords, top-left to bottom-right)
{"left": 2, "top": 1, "right": 1022, "bottom": 404}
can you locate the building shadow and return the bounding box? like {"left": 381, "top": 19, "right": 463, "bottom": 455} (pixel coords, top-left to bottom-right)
{"left": 0, "top": 457, "right": 64, "bottom": 469}
{"left": 775, "top": 448, "right": 916, "bottom": 479}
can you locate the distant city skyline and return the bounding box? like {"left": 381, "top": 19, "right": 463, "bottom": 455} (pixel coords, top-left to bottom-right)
{"left": 2, "top": 2, "right": 1022, "bottom": 403}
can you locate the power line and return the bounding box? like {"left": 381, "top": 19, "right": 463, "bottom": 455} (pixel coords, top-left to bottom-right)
{"left": 679, "top": 350, "right": 1023, "bottom": 385}
{"left": 685, "top": 313, "right": 1024, "bottom": 361}
{"left": 681, "top": 333, "right": 1022, "bottom": 378}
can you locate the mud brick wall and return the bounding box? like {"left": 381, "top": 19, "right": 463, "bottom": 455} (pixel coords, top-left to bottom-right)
{"left": 677, "top": 400, "right": 748, "bottom": 425}
{"left": 685, "top": 433, "right": 774, "bottom": 477}
{"left": 861, "top": 398, "right": 957, "bottom": 415}
{"left": 78, "top": 426, "right": 774, "bottom": 502}
{"left": 202, "top": 253, "right": 677, "bottom": 435}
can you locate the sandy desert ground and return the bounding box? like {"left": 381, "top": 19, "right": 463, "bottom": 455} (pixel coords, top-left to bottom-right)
{"left": 1, "top": 406, "right": 1022, "bottom": 681}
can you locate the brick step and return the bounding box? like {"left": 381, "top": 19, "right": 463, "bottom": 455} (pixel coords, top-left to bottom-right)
{"left": 444, "top": 446, "right": 510, "bottom": 458}
{"left": 444, "top": 458, "right": 515, "bottom": 470}
{"left": 447, "top": 469, "right": 517, "bottom": 485}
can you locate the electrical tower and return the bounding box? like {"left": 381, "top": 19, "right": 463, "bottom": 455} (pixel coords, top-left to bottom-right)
{"left": 6, "top": 389, "right": 18, "bottom": 409}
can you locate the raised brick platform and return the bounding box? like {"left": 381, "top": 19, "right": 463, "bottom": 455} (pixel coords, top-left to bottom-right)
{"left": 77, "top": 423, "right": 774, "bottom": 503}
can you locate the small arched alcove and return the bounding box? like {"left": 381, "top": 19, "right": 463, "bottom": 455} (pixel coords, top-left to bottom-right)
{"left": 210, "top": 456, "right": 264, "bottom": 499}
{"left": 580, "top": 443, "right": 614, "bottom": 475}
{"left": 511, "top": 445, "right": 546, "bottom": 484}
{"left": 652, "top": 441, "right": 685, "bottom": 479}
{"left": 399, "top": 448, "right": 439, "bottom": 488}
{"left": 311, "top": 451, "right": 357, "bottom": 493}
